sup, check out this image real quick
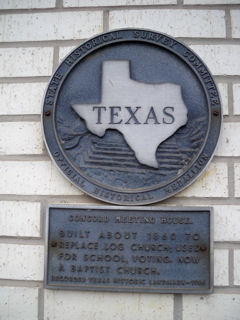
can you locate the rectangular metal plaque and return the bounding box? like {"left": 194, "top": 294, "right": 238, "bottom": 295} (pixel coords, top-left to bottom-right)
{"left": 45, "top": 206, "right": 213, "bottom": 293}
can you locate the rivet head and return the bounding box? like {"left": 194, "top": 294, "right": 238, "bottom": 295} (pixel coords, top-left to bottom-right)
{"left": 213, "top": 111, "right": 219, "bottom": 117}
{"left": 51, "top": 241, "right": 57, "bottom": 247}
{"left": 200, "top": 245, "right": 207, "bottom": 252}
{"left": 45, "top": 110, "right": 51, "bottom": 116}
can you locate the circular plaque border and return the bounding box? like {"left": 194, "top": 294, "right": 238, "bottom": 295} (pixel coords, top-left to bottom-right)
{"left": 42, "top": 29, "right": 222, "bottom": 205}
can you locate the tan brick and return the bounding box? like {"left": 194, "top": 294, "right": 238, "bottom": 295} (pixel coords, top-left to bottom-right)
{"left": 64, "top": 0, "right": 177, "bottom": 6}
{"left": 184, "top": 0, "right": 240, "bottom": 3}
{"left": 190, "top": 45, "right": 240, "bottom": 76}
{"left": 0, "top": 122, "right": 44, "bottom": 155}
{"left": 177, "top": 163, "right": 228, "bottom": 198}
{"left": 44, "top": 290, "right": 173, "bottom": 320}
{"left": 0, "top": 0, "right": 55, "bottom": 9}
{"left": 0, "top": 11, "right": 103, "bottom": 42}
{"left": 59, "top": 46, "right": 76, "bottom": 62}
{"left": 0, "top": 287, "right": 38, "bottom": 320}
{"left": 214, "top": 249, "right": 229, "bottom": 286}
{"left": 217, "top": 83, "right": 228, "bottom": 115}
{"left": 213, "top": 206, "right": 240, "bottom": 242}
{"left": 215, "top": 123, "right": 240, "bottom": 157}
{"left": 183, "top": 294, "right": 240, "bottom": 320}
{"left": 109, "top": 10, "right": 226, "bottom": 38}
{"left": 0, "top": 161, "right": 82, "bottom": 195}
{"left": 0, "top": 201, "right": 40, "bottom": 237}
{"left": 231, "top": 10, "right": 240, "bottom": 38}
{"left": 0, "top": 82, "right": 46, "bottom": 115}
{"left": 234, "top": 250, "right": 240, "bottom": 285}
{"left": 0, "top": 244, "right": 44, "bottom": 280}
{"left": 234, "top": 163, "right": 240, "bottom": 197}
{"left": 233, "top": 83, "right": 240, "bottom": 115}
{"left": 0, "top": 47, "right": 53, "bottom": 77}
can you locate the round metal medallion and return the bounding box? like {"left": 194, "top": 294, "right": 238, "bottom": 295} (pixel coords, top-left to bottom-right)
{"left": 42, "top": 29, "right": 221, "bottom": 205}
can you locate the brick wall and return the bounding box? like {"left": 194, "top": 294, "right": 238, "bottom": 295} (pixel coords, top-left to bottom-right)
{"left": 0, "top": 0, "right": 239, "bottom": 319}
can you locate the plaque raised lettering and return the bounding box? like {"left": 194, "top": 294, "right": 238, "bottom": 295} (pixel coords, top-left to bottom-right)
{"left": 45, "top": 206, "right": 213, "bottom": 293}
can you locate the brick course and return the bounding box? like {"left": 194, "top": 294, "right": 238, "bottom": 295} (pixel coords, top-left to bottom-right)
{"left": 44, "top": 290, "right": 174, "bottom": 320}
{"left": 0, "top": 12, "right": 103, "bottom": 42}
{"left": 182, "top": 294, "right": 240, "bottom": 320}
{"left": 0, "top": 47, "right": 53, "bottom": 77}
{"left": 0, "top": 244, "right": 44, "bottom": 281}
{"left": 109, "top": 10, "right": 226, "bottom": 38}
{"left": 0, "top": 83, "right": 47, "bottom": 115}
{"left": 0, "top": 122, "right": 44, "bottom": 155}
{"left": 0, "top": 287, "right": 38, "bottom": 320}
{"left": 0, "top": 201, "right": 41, "bottom": 237}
